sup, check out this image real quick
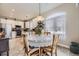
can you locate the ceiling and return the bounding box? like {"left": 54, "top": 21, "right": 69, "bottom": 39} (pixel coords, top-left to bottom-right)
{"left": 0, "top": 3, "right": 62, "bottom": 21}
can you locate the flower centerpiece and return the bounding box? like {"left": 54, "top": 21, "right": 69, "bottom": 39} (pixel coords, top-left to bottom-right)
{"left": 33, "top": 21, "right": 44, "bottom": 35}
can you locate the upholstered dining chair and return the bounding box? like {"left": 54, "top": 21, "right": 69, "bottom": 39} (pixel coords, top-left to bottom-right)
{"left": 43, "top": 34, "right": 59, "bottom": 56}
{"left": 22, "top": 33, "right": 39, "bottom": 56}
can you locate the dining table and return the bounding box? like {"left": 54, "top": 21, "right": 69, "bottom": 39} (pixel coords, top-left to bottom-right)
{"left": 26, "top": 33, "right": 53, "bottom": 55}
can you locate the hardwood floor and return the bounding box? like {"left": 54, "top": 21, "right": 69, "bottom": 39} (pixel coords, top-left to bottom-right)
{"left": 1, "top": 38, "right": 79, "bottom": 56}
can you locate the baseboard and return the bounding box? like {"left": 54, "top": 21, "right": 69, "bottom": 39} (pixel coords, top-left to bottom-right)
{"left": 57, "top": 43, "right": 70, "bottom": 49}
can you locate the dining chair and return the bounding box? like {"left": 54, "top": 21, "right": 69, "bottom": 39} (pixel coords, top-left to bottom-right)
{"left": 43, "top": 34, "right": 59, "bottom": 56}
{"left": 22, "top": 33, "right": 39, "bottom": 56}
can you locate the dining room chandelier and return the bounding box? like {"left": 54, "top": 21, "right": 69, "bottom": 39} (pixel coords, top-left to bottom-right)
{"left": 35, "top": 3, "right": 44, "bottom": 21}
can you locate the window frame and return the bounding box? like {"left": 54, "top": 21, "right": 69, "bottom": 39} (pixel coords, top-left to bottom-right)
{"left": 44, "top": 12, "right": 66, "bottom": 41}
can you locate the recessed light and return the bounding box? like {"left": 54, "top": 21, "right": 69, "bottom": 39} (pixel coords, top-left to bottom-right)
{"left": 12, "top": 9, "right": 15, "bottom": 12}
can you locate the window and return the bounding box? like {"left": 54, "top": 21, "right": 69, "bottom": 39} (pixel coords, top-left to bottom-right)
{"left": 44, "top": 12, "right": 66, "bottom": 41}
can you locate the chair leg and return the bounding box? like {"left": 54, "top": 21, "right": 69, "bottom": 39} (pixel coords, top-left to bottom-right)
{"left": 27, "top": 52, "right": 28, "bottom": 56}
{"left": 7, "top": 51, "right": 9, "bottom": 56}
{"left": 39, "top": 47, "right": 41, "bottom": 56}
{"left": 51, "top": 50, "right": 53, "bottom": 56}
{"left": 43, "top": 49, "right": 49, "bottom": 56}
{"left": 0, "top": 53, "right": 1, "bottom": 56}
{"left": 55, "top": 47, "right": 57, "bottom": 56}
{"left": 51, "top": 47, "right": 53, "bottom": 56}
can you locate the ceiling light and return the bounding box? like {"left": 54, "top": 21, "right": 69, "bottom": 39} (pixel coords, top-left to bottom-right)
{"left": 12, "top": 9, "right": 15, "bottom": 12}
{"left": 35, "top": 16, "right": 44, "bottom": 21}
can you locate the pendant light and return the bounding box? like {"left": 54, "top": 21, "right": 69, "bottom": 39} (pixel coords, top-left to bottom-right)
{"left": 36, "top": 3, "right": 44, "bottom": 21}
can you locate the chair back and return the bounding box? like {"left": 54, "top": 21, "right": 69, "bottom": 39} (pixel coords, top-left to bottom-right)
{"left": 22, "top": 34, "right": 29, "bottom": 53}
{"left": 52, "top": 34, "right": 59, "bottom": 53}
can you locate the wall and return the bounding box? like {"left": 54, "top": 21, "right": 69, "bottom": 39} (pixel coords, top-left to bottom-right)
{"left": 43, "top": 3, "right": 79, "bottom": 46}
